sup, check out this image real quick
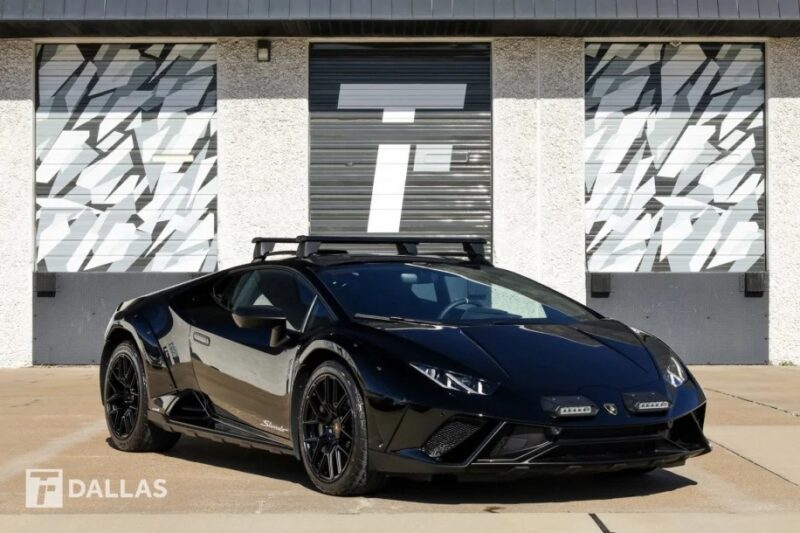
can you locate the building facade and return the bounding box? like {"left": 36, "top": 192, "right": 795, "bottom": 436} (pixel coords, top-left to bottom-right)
{"left": 0, "top": 0, "right": 797, "bottom": 367}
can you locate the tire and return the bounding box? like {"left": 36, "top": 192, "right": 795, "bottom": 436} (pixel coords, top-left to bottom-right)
{"left": 102, "top": 341, "right": 180, "bottom": 453}
{"left": 297, "top": 361, "right": 385, "bottom": 496}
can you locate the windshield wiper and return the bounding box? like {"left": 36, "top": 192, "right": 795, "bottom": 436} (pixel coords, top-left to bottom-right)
{"left": 353, "top": 313, "right": 441, "bottom": 325}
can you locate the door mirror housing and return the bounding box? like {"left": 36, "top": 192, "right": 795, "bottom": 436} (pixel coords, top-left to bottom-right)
{"left": 232, "top": 305, "right": 290, "bottom": 348}
{"left": 232, "top": 305, "right": 286, "bottom": 329}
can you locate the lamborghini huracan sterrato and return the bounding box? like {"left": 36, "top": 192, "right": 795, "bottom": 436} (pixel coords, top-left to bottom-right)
{"left": 100, "top": 235, "right": 710, "bottom": 495}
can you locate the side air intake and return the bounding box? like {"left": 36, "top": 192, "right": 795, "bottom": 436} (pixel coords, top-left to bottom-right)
{"left": 421, "top": 418, "right": 484, "bottom": 459}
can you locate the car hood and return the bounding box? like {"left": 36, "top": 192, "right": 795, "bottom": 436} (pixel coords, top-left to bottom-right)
{"left": 374, "top": 319, "right": 664, "bottom": 396}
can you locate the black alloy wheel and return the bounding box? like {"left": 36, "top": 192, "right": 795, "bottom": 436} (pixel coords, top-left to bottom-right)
{"left": 297, "top": 361, "right": 385, "bottom": 495}
{"left": 102, "top": 341, "right": 180, "bottom": 452}
{"left": 105, "top": 352, "right": 140, "bottom": 439}
{"left": 301, "top": 374, "right": 354, "bottom": 481}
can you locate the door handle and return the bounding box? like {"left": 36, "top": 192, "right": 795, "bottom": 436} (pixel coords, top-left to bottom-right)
{"left": 192, "top": 332, "right": 211, "bottom": 346}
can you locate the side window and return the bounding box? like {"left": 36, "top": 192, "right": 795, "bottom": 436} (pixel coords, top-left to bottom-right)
{"left": 211, "top": 275, "right": 238, "bottom": 311}
{"left": 226, "top": 269, "right": 328, "bottom": 332}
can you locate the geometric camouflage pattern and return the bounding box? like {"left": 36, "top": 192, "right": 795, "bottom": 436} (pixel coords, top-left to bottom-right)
{"left": 35, "top": 43, "right": 217, "bottom": 272}
{"left": 585, "top": 43, "right": 765, "bottom": 272}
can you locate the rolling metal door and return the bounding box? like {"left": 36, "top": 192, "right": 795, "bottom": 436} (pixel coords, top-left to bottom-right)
{"left": 35, "top": 43, "right": 217, "bottom": 272}
{"left": 585, "top": 43, "right": 766, "bottom": 273}
{"left": 309, "top": 44, "right": 491, "bottom": 253}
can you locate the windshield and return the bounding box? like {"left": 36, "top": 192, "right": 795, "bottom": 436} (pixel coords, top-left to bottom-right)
{"left": 315, "top": 262, "right": 598, "bottom": 325}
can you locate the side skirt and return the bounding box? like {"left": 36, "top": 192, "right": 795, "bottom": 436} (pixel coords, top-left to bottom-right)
{"left": 147, "top": 410, "right": 295, "bottom": 456}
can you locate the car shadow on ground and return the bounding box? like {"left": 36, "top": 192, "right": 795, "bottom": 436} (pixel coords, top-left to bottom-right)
{"left": 150, "top": 438, "right": 697, "bottom": 503}
{"left": 377, "top": 470, "right": 696, "bottom": 505}
{"left": 154, "top": 437, "right": 316, "bottom": 490}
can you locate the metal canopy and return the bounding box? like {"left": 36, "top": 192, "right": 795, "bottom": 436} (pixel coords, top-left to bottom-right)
{"left": 2, "top": 0, "right": 800, "bottom": 37}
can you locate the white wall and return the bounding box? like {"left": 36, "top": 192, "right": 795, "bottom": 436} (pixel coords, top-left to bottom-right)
{"left": 5, "top": 36, "right": 789, "bottom": 366}
{"left": 492, "top": 38, "right": 586, "bottom": 303}
{"left": 0, "top": 41, "right": 33, "bottom": 368}
{"left": 492, "top": 39, "right": 540, "bottom": 288}
{"left": 766, "top": 38, "right": 800, "bottom": 365}
{"left": 217, "top": 39, "right": 309, "bottom": 268}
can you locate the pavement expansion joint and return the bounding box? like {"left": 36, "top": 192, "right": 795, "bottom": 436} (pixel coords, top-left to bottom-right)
{"left": 704, "top": 387, "right": 799, "bottom": 418}
{"left": 589, "top": 512, "right": 613, "bottom": 533}
{"left": 708, "top": 438, "right": 800, "bottom": 488}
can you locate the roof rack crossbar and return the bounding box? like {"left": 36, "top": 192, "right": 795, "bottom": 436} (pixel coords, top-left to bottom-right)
{"left": 250, "top": 235, "right": 488, "bottom": 263}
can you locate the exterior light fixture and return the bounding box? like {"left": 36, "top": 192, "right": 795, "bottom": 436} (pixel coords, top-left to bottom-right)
{"left": 623, "top": 392, "right": 671, "bottom": 414}
{"left": 635, "top": 401, "right": 671, "bottom": 411}
{"left": 257, "top": 40, "right": 271, "bottom": 62}
{"left": 541, "top": 396, "right": 599, "bottom": 418}
{"left": 410, "top": 363, "right": 498, "bottom": 396}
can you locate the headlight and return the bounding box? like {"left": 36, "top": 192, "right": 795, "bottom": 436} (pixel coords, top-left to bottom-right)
{"left": 664, "top": 356, "right": 687, "bottom": 388}
{"left": 630, "top": 327, "right": 688, "bottom": 389}
{"left": 410, "top": 363, "right": 497, "bottom": 395}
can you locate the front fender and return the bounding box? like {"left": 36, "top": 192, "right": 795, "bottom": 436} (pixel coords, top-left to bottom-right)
{"left": 293, "top": 335, "right": 422, "bottom": 454}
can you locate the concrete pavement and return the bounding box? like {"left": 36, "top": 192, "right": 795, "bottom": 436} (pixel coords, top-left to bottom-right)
{"left": 0, "top": 365, "right": 798, "bottom": 531}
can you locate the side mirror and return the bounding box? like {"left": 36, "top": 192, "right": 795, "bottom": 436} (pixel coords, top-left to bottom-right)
{"left": 232, "top": 305, "right": 286, "bottom": 329}
{"left": 232, "top": 305, "right": 290, "bottom": 348}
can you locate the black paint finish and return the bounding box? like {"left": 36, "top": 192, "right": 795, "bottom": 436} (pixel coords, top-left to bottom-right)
{"left": 4, "top": 0, "right": 800, "bottom": 22}
{"left": 4, "top": 1, "right": 800, "bottom": 36}
{"left": 100, "top": 247, "right": 710, "bottom": 486}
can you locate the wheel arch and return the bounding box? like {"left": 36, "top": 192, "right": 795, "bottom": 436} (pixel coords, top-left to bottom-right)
{"left": 100, "top": 316, "right": 177, "bottom": 406}
{"left": 290, "top": 343, "right": 365, "bottom": 459}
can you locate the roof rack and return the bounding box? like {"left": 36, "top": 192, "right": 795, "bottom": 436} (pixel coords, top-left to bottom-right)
{"left": 251, "top": 237, "right": 301, "bottom": 262}
{"left": 251, "top": 235, "right": 488, "bottom": 263}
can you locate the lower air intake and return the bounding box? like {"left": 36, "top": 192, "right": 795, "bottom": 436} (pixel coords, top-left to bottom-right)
{"left": 421, "top": 419, "right": 483, "bottom": 459}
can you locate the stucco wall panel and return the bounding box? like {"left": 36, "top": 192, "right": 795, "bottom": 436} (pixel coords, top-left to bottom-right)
{"left": 0, "top": 40, "right": 34, "bottom": 368}
{"left": 492, "top": 38, "right": 585, "bottom": 302}
{"left": 218, "top": 39, "right": 308, "bottom": 268}
{"left": 492, "top": 39, "right": 540, "bottom": 284}
{"left": 766, "top": 38, "right": 800, "bottom": 365}
{"left": 539, "top": 38, "right": 586, "bottom": 302}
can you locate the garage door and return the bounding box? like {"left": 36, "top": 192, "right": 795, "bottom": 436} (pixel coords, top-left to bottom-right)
{"left": 309, "top": 43, "right": 491, "bottom": 251}
{"left": 35, "top": 43, "right": 217, "bottom": 272}
{"left": 584, "top": 43, "right": 767, "bottom": 364}
{"left": 585, "top": 43, "right": 765, "bottom": 273}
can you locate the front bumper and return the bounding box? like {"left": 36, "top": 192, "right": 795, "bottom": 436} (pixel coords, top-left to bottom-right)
{"left": 370, "top": 405, "right": 711, "bottom": 477}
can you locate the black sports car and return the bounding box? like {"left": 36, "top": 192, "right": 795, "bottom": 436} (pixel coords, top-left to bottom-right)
{"left": 100, "top": 235, "right": 710, "bottom": 495}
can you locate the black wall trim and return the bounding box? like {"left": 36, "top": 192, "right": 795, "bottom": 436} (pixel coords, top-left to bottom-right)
{"left": 2, "top": 19, "right": 800, "bottom": 37}
{"left": 4, "top": 0, "right": 800, "bottom": 25}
